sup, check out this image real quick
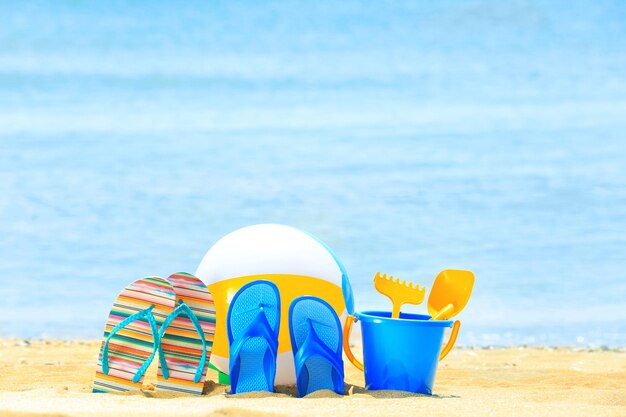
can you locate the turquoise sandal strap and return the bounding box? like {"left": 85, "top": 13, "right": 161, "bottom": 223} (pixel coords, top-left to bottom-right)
{"left": 102, "top": 304, "right": 160, "bottom": 383}
{"left": 159, "top": 300, "right": 208, "bottom": 383}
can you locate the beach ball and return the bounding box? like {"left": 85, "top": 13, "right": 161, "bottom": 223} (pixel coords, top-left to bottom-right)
{"left": 195, "top": 223, "right": 354, "bottom": 386}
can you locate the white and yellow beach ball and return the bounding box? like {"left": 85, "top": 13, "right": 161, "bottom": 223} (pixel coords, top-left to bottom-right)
{"left": 195, "top": 223, "right": 354, "bottom": 386}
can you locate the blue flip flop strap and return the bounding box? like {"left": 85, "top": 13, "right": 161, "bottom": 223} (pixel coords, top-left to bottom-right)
{"left": 158, "top": 300, "right": 208, "bottom": 383}
{"left": 294, "top": 320, "right": 344, "bottom": 391}
{"left": 102, "top": 304, "right": 160, "bottom": 383}
{"left": 229, "top": 309, "right": 278, "bottom": 383}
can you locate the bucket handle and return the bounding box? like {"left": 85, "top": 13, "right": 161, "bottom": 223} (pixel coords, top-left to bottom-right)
{"left": 342, "top": 314, "right": 364, "bottom": 371}
{"left": 439, "top": 320, "right": 460, "bottom": 360}
{"left": 343, "top": 315, "right": 460, "bottom": 367}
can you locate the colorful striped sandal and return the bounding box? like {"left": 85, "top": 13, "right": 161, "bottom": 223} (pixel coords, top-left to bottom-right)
{"left": 156, "top": 272, "right": 216, "bottom": 395}
{"left": 93, "top": 276, "right": 176, "bottom": 393}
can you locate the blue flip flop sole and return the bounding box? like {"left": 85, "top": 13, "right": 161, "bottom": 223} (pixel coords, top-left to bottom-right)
{"left": 227, "top": 280, "right": 280, "bottom": 394}
{"left": 289, "top": 296, "right": 344, "bottom": 396}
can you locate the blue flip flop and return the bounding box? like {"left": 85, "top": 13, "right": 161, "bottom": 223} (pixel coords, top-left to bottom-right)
{"left": 227, "top": 280, "right": 280, "bottom": 394}
{"left": 289, "top": 296, "right": 344, "bottom": 397}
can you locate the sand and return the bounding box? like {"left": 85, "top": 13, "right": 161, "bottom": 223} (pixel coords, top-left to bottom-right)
{"left": 0, "top": 339, "right": 623, "bottom": 417}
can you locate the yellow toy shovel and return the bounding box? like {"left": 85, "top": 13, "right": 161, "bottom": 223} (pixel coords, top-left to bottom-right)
{"left": 373, "top": 272, "right": 426, "bottom": 318}
{"left": 428, "top": 269, "right": 474, "bottom": 320}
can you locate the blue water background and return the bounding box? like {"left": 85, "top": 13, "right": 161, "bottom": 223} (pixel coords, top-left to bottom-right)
{"left": 1, "top": 1, "right": 625, "bottom": 346}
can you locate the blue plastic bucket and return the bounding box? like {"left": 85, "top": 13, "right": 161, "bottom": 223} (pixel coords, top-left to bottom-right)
{"left": 355, "top": 310, "right": 455, "bottom": 394}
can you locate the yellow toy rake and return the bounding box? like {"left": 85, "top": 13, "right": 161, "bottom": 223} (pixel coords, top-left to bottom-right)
{"left": 373, "top": 272, "right": 426, "bottom": 318}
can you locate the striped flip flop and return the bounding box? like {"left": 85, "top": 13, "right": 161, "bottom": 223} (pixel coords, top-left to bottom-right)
{"left": 156, "top": 272, "right": 216, "bottom": 395}
{"left": 93, "top": 276, "right": 176, "bottom": 393}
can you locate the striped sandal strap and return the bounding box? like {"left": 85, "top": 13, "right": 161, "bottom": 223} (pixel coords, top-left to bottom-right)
{"left": 102, "top": 304, "right": 160, "bottom": 383}
{"left": 159, "top": 300, "right": 208, "bottom": 383}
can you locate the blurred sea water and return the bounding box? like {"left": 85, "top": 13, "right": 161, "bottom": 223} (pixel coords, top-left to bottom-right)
{"left": 1, "top": 1, "right": 625, "bottom": 346}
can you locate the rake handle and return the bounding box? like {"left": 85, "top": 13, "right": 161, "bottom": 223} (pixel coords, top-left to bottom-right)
{"left": 391, "top": 301, "right": 402, "bottom": 319}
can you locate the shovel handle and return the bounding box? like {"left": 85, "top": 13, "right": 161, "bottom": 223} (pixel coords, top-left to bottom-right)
{"left": 431, "top": 304, "right": 454, "bottom": 320}
{"left": 342, "top": 315, "right": 364, "bottom": 371}
{"left": 439, "top": 320, "right": 460, "bottom": 360}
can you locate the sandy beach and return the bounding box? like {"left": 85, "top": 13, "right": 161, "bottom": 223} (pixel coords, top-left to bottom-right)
{"left": 0, "top": 339, "right": 623, "bottom": 417}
